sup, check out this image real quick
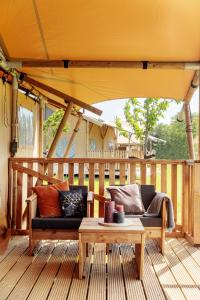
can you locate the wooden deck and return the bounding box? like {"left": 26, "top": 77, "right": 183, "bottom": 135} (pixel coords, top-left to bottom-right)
{"left": 1, "top": 237, "right": 200, "bottom": 300}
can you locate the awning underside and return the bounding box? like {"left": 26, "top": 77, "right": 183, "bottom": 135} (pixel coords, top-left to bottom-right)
{"left": 0, "top": 0, "right": 200, "bottom": 103}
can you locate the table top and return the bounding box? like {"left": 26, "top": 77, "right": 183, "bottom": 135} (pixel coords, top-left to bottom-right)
{"left": 79, "top": 217, "right": 145, "bottom": 234}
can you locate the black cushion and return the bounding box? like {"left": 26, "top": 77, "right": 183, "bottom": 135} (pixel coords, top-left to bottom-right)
{"left": 32, "top": 217, "right": 82, "bottom": 229}
{"left": 125, "top": 215, "right": 162, "bottom": 227}
{"left": 140, "top": 185, "right": 156, "bottom": 210}
{"left": 59, "top": 190, "right": 86, "bottom": 217}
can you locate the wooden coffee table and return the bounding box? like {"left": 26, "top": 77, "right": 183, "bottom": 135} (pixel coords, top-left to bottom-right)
{"left": 78, "top": 217, "right": 145, "bottom": 280}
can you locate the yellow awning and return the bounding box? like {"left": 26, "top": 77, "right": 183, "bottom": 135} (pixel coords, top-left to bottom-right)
{"left": 0, "top": 0, "right": 199, "bottom": 103}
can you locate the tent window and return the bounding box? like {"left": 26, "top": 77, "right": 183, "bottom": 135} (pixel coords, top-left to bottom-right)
{"left": 18, "top": 106, "right": 34, "bottom": 147}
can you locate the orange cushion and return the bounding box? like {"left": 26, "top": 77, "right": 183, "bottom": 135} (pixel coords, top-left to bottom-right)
{"left": 32, "top": 181, "right": 69, "bottom": 217}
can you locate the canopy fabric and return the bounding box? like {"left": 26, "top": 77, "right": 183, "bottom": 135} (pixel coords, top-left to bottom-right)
{"left": 0, "top": 1, "right": 200, "bottom": 104}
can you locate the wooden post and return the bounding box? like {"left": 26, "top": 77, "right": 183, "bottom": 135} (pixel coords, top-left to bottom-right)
{"left": 64, "top": 114, "right": 83, "bottom": 157}
{"left": 199, "top": 72, "right": 200, "bottom": 159}
{"left": 184, "top": 103, "right": 195, "bottom": 159}
{"left": 11, "top": 74, "right": 18, "bottom": 155}
{"left": 183, "top": 71, "right": 199, "bottom": 160}
{"left": 47, "top": 101, "right": 73, "bottom": 158}
{"left": 39, "top": 97, "right": 44, "bottom": 157}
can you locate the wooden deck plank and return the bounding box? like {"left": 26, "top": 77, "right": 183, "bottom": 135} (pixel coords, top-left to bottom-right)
{"left": 88, "top": 244, "right": 106, "bottom": 300}
{"left": 163, "top": 240, "right": 200, "bottom": 299}
{"left": 2, "top": 238, "right": 200, "bottom": 300}
{"left": 27, "top": 243, "right": 68, "bottom": 300}
{"left": 0, "top": 238, "right": 17, "bottom": 263}
{"left": 67, "top": 244, "right": 90, "bottom": 300}
{"left": 146, "top": 240, "right": 185, "bottom": 300}
{"left": 7, "top": 242, "right": 54, "bottom": 300}
{"left": 107, "top": 244, "right": 126, "bottom": 300}
{"left": 120, "top": 244, "right": 146, "bottom": 300}
{"left": 0, "top": 247, "right": 40, "bottom": 300}
{"left": 143, "top": 249, "right": 166, "bottom": 300}
{"left": 167, "top": 238, "right": 200, "bottom": 289}
{"left": 47, "top": 242, "right": 77, "bottom": 300}
{"left": 178, "top": 238, "right": 200, "bottom": 267}
{"left": 0, "top": 239, "right": 28, "bottom": 282}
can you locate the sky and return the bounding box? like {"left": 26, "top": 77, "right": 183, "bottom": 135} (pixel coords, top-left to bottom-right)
{"left": 88, "top": 89, "right": 199, "bottom": 125}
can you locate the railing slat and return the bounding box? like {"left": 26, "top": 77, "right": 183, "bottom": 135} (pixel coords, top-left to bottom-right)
{"left": 182, "top": 163, "right": 189, "bottom": 234}
{"left": 48, "top": 163, "right": 53, "bottom": 178}
{"left": 109, "top": 163, "right": 115, "bottom": 185}
{"left": 89, "top": 163, "right": 95, "bottom": 217}
{"left": 78, "top": 163, "right": 84, "bottom": 185}
{"left": 16, "top": 163, "right": 23, "bottom": 229}
{"left": 58, "top": 163, "right": 64, "bottom": 181}
{"left": 89, "top": 163, "right": 95, "bottom": 191}
{"left": 130, "top": 163, "right": 136, "bottom": 184}
{"left": 150, "top": 163, "right": 156, "bottom": 186}
{"left": 68, "top": 163, "right": 74, "bottom": 185}
{"left": 27, "top": 162, "right": 33, "bottom": 197}
{"left": 119, "top": 163, "right": 126, "bottom": 185}
{"left": 140, "top": 163, "right": 146, "bottom": 184}
{"left": 37, "top": 163, "right": 44, "bottom": 185}
{"left": 161, "top": 164, "right": 167, "bottom": 193}
{"left": 171, "top": 164, "right": 177, "bottom": 226}
{"left": 99, "top": 163, "right": 105, "bottom": 217}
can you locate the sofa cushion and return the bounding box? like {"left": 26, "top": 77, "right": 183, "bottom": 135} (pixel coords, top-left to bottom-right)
{"left": 107, "top": 184, "right": 145, "bottom": 214}
{"left": 140, "top": 185, "right": 156, "bottom": 210}
{"left": 59, "top": 190, "right": 86, "bottom": 217}
{"left": 32, "top": 181, "right": 69, "bottom": 218}
{"left": 32, "top": 217, "right": 82, "bottom": 230}
{"left": 125, "top": 214, "right": 162, "bottom": 227}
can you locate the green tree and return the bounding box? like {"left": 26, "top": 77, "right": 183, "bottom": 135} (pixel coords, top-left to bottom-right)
{"left": 43, "top": 109, "right": 70, "bottom": 148}
{"left": 116, "top": 98, "right": 170, "bottom": 157}
{"left": 154, "top": 114, "right": 198, "bottom": 159}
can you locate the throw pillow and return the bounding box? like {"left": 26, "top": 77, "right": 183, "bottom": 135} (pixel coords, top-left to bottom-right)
{"left": 107, "top": 184, "right": 145, "bottom": 214}
{"left": 59, "top": 190, "right": 86, "bottom": 217}
{"left": 32, "top": 181, "right": 69, "bottom": 217}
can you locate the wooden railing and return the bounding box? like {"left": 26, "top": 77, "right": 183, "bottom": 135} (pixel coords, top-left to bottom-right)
{"left": 8, "top": 157, "right": 200, "bottom": 243}
{"left": 88, "top": 148, "right": 144, "bottom": 160}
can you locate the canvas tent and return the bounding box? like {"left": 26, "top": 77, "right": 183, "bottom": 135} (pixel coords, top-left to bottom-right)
{"left": 0, "top": 0, "right": 199, "bottom": 106}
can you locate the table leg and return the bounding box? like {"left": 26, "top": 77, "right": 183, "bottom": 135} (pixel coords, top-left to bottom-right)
{"left": 135, "top": 234, "right": 145, "bottom": 280}
{"left": 79, "top": 234, "right": 84, "bottom": 279}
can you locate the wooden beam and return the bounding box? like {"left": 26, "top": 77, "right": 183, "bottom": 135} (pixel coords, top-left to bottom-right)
{"left": 184, "top": 71, "right": 199, "bottom": 104}
{"left": 47, "top": 97, "right": 68, "bottom": 110}
{"left": 9, "top": 58, "right": 200, "bottom": 70}
{"left": 47, "top": 101, "right": 73, "bottom": 158}
{"left": 64, "top": 114, "right": 83, "bottom": 157}
{"left": 23, "top": 75, "right": 102, "bottom": 116}
{"left": 12, "top": 163, "right": 61, "bottom": 184}
{"left": 39, "top": 98, "right": 44, "bottom": 157}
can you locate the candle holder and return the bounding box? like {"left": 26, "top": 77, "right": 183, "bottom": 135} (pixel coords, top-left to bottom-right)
{"left": 104, "top": 201, "right": 115, "bottom": 223}
{"left": 113, "top": 210, "right": 125, "bottom": 223}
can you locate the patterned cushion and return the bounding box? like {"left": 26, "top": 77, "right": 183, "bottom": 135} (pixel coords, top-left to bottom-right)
{"left": 59, "top": 190, "right": 86, "bottom": 217}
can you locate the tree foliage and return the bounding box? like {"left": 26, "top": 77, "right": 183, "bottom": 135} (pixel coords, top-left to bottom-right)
{"left": 43, "top": 109, "right": 70, "bottom": 148}
{"left": 154, "top": 114, "right": 198, "bottom": 159}
{"left": 116, "top": 98, "right": 170, "bottom": 155}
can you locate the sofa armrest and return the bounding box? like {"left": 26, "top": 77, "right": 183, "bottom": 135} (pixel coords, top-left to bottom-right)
{"left": 94, "top": 191, "right": 111, "bottom": 203}
{"left": 162, "top": 198, "right": 167, "bottom": 228}
{"left": 26, "top": 193, "right": 37, "bottom": 229}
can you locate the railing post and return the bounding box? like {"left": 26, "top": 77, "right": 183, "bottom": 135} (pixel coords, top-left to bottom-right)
{"left": 192, "top": 162, "right": 200, "bottom": 244}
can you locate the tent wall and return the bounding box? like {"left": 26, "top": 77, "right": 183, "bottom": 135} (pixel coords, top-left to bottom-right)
{"left": 0, "top": 81, "right": 39, "bottom": 230}
{"left": 0, "top": 81, "right": 11, "bottom": 229}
